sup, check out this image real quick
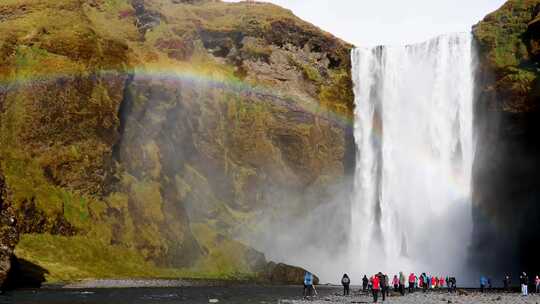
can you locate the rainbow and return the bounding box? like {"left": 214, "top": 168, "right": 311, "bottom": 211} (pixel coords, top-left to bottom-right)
{"left": 0, "top": 65, "right": 354, "bottom": 128}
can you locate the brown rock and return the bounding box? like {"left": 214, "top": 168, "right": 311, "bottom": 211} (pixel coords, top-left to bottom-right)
{"left": 259, "top": 262, "right": 319, "bottom": 285}
{"left": 0, "top": 0, "right": 354, "bottom": 280}
{"left": 471, "top": 0, "right": 540, "bottom": 274}
{"left": 0, "top": 170, "right": 19, "bottom": 289}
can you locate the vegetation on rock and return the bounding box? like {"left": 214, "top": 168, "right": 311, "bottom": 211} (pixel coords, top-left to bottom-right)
{"left": 473, "top": 0, "right": 540, "bottom": 112}
{"left": 472, "top": 0, "right": 540, "bottom": 275}
{"left": 0, "top": 0, "right": 354, "bottom": 283}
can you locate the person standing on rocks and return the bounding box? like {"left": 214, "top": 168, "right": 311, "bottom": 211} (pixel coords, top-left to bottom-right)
{"left": 372, "top": 274, "right": 380, "bottom": 303}
{"left": 520, "top": 272, "right": 528, "bottom": 296}
{"left": 383, "top": 273, "right": 390, "bottom": 300}
{"left": 449, "top": 277, "right": 457, "bottom": 293}
{"left": 362, "top": 275, "right": 369, "bottom": 292}
{"left": 377, "top": 272, "right": 388, "bottom": 301}
{"left": 503, "top": 274, "right": 511, "bottom": 292}
{"left": 392, "top": 275, "right": 399, "bottom": 292}
{"left": 409, "top": 273, "right": 416, "bottom": 293}
{"left": 480, "top": 275, "right": 487, "bottom": 293}
{"left": 439, "top": 276, "right": 445, "bottom": 288}
{"left": 399, "top": 271, "right": 406, "bottom": 295}
{"left": 341, "top": 273, "right": 350, "bottom": 296}
{"left": 421, "top": 273, "right": 428, "bottom": 292}
{"left": 535, "top": 275, "right": 540, "bottom": 293}
{"left": 303, "top": 271, "right": 314, "bottom": 298}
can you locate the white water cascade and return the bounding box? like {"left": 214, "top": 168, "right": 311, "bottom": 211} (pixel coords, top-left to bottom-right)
{"left": 350, "top": 33, "right": 475, "bottom": 279}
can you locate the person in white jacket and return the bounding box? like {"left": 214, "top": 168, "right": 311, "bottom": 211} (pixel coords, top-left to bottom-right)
{"left": 520, "top": 272, "right": 529, "bottom": 296}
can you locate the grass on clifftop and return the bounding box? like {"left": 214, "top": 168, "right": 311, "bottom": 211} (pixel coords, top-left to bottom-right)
{"left": 474, "top": 0, "right": 540, "bottom": 68}
{"left": 473, "top": 0, "right": 540, "bottom": 111}
{"left": 148, "top": 0, "right": 297, "bottom": 33}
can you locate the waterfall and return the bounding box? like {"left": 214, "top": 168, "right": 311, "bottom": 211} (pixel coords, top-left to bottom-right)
{"left": 350, "top": 33, "right": 475, "bottom": 278}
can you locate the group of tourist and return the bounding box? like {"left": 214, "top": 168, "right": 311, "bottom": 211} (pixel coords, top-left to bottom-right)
{"left": 302, "top": 272, "right": 456, "bottom": 301}
{"left": 479, "top": 272, "right": 540, "bottom": 296}
{"left": 303, "top": 270, "right": 540, "bottom": 301}
{"left": 508, "top": 272, "right": 540, "bottom": 296}
{"left": 353, "top": 272, "right": 457, "bottom": 302}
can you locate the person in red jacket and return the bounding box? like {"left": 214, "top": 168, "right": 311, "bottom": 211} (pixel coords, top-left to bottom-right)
{"left": 372, "top": 274, "right": 380, "bottom": 303}
{"left": 409, "top": 273, "right": 416, "bottom": 293}
{"left": 431, "top": 276, "right": 436, "bottom": 289}
{"left": 439, "top": 277, "right": 445, "bottom": 288}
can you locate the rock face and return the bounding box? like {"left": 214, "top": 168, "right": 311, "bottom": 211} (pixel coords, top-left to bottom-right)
{"left": 0, "top": 170, "right": 18, "bottom": 288}
{"left": 0, "top": 0, "right": 353, "bottom": 282}
{"left": 472, "top": 0, "right": 540, "bottom": 274}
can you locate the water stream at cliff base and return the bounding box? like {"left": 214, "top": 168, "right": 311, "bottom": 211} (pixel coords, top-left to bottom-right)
{"left": 350, "top": 33, "right": 475, "bottom": 279}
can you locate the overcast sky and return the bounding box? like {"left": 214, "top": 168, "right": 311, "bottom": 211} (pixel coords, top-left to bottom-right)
{"left": 224, "top": 0, "right": 507, "bottom": 46}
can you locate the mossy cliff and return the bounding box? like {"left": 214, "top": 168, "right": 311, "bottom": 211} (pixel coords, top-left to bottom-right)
{"left": 0, "top": 0, "right": 353, "bottom": 285}
{"left": 472, "top": 0, "right": 540, "bottom": 274}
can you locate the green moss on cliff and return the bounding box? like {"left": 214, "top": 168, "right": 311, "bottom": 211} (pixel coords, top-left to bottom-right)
{"left": 0, "top": 0, "right": 354, "bottom": 283}
{"left": 320, "top": 69, "right": 355, "bottom": 117}
{"left": 474, "top": 0, "right": 538, "bottom": 68}
{"left": 191, "top": 223, "right": 260, "bottom": 279}
{"left": 473, "top": 0, "right": 540, "bottom": 112}
{"left": 15, "top": 232, "right": 259, "bottom": 282}
{"left": 1, "top": 151, "right": 63, "bottom": 217}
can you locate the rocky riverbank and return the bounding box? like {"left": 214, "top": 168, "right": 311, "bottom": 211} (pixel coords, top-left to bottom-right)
{"left": 284, "top": 290, "right": 540, "bottom": 304}
{"left": 59, "top": 269, "right": 318, "bottom": 288}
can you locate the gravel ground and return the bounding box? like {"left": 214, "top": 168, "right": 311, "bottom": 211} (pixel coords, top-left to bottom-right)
{"left": 281, "top": 290, "right": 540, "bottom": 304}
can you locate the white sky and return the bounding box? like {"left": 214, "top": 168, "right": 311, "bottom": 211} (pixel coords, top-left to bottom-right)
{"left": 223, "top": 0, "right": 507, "bottom": 46}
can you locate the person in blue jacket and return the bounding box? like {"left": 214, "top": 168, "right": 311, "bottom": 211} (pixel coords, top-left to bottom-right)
{"left": 303, "top": 272, "right": 314, "bottom": 298}
{"left": 480, "top": 276, "right": 488, "bottom": 293}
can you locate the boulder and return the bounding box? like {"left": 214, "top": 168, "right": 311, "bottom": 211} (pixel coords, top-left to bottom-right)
{"left": 259, "top": 262, "right": 319, "bottom": 285}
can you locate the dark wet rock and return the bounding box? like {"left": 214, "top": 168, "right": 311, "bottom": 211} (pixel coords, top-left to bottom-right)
{"left": 259, "top": 262, "right": 319, "bottom": 285}
{"left": 131, "top": 0, "right": 162, "bottom": 37}
{"left": 472, "top": 0, "right": 540, "bottom": 275}
{"left": 4, "top": 257, "right": 48, "bottom": 289}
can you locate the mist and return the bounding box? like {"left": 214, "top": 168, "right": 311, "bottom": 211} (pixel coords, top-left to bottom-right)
{"left": 238, "top": 177, "right": 353, "bottom": 283}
